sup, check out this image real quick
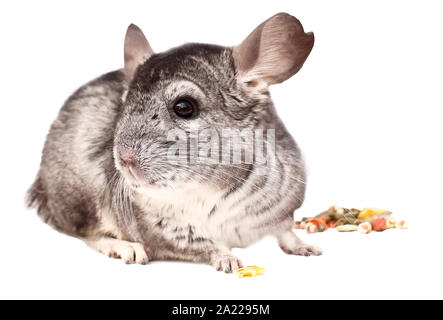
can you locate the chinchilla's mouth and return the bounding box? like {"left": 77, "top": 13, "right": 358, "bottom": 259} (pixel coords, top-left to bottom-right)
{"left": 130, "top": 182, "right": 156, "bottom": 189}
{"left": 124, "top": 175, "right": 157, "bottom": 189}
{"left": 125, "top": 174, "right": 165, "bottom": 191}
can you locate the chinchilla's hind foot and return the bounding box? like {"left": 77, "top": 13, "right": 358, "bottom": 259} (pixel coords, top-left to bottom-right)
{"left": 277, "top": 230, "right": 322, "bottom": 256}
{"left": 85, "top": 237, "right": 150, "bottom": 264}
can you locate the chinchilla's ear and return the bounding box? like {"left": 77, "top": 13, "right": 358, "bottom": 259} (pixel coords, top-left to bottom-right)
{"left": 124, "top": 24, "right": 154, "bottom": 81}
{"left": 233, "top": 13, "right": 314, "bottom": 91}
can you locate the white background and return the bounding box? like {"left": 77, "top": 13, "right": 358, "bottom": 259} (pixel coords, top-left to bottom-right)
{"left": 1, "top": 0, "right": 442, "bottom": 299}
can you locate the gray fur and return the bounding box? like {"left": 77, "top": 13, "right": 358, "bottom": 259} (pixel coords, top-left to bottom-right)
{"left": 27, "top": 13, "right": 321, "bottom": 272}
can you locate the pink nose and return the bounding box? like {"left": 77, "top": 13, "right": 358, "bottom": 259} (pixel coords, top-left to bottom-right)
{"left": 118, "top": 149, "right": 145, "bottom": 183}
{"left": 119, "top": 149, "right": 138, "bottom": 169}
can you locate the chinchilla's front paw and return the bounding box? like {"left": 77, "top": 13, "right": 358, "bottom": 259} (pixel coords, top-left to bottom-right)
{"left": 210, "top": 252, "right": 243, "bottom": 273}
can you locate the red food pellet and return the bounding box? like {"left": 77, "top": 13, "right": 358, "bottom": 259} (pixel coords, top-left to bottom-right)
{"left": 372, "top": 217, "right": 387, "bottom": 231}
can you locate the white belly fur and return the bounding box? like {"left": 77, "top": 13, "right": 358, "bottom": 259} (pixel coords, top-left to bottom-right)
{"left": 133, "top": 182, "right": 259, "bottom": 248}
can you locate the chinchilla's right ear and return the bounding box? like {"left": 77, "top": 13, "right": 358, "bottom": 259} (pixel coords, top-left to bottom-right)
{"left": 233, "top": 13, "right": 314, "bottom": 92}
{"left": 124, "top": 24, "right": 154, "bottom": 81}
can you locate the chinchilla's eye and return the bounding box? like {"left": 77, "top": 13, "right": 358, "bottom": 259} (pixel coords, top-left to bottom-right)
{"left": 173, "top": 99, "right": 195, "bottom": 118}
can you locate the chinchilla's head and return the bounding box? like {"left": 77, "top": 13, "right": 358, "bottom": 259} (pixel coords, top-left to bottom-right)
{"left": 113, "top": 13, "right": 314, "bottom": 192}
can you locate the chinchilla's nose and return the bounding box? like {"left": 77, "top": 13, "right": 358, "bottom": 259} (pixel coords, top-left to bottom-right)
{"left": 119, "top": 149, "right": 138, "bottom": 169}
{"left": 118, "top": 148, "right": 147, "bottom": 184}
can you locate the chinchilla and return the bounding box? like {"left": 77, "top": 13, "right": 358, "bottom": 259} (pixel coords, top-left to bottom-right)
{"left": 27, "top": 13, "right": 321, "bottom": 272}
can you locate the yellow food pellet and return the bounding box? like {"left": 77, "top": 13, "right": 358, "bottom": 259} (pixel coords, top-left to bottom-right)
{"left": 233, "top": 266, "right": 266, "bottom": 278}
{"left": 358, "top": 208, "right": 391, "bottom": 220}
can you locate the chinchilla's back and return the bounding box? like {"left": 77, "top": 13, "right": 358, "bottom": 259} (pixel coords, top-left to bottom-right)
{"left": 27, "top": 70, "right": 127, "bottom": 237}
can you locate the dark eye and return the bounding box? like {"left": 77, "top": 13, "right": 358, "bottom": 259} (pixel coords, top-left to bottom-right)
{"left": 173, "top": 99, "right": 195, "bottom": 118}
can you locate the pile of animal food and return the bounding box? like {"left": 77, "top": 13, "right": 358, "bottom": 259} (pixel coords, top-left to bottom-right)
{"left": 294, "top": 206, "right": 408, "bottom": 234}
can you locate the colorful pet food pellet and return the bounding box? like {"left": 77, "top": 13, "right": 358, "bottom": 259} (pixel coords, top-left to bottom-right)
{"left": 372, "top": 217, "right": 387, "bottom": 232}
{"left": 306, "top": 222, "right": 318, "bottom": 233}
{"left": 358, "top": 222, "right": 372, "bottom": 234}
{"left": 233, "top": 266, "right": 266, "bottom": 278}
{"left": 336, "top": 224, "right": 358, "bottom": 232}
{"left": 388, "top": 216, "right": 399, "bottom": 226}
{"left": 396, "top": 220, "right": 408, "bottom": 229}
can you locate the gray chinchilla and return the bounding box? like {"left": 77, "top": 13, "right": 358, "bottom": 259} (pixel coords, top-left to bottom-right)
{"left": 27, "top": 12, "right": 321, "bottom": 272}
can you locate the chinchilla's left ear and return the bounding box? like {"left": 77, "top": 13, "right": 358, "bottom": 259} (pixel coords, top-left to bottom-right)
{"left": 124, "top": 24, "right": 154, "bottom": 81}
{"left": 233, "top": 13, "right": 314, "bottom": 91}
